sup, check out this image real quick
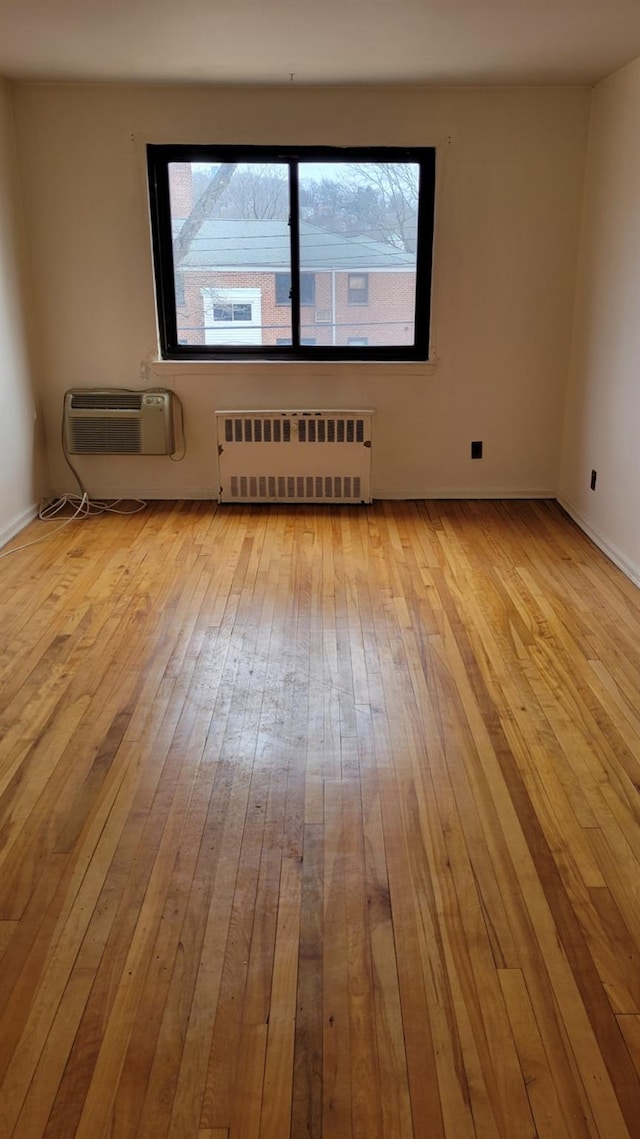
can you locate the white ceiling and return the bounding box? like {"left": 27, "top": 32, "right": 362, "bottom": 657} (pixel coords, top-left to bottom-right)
{"left": 1, "top": 0, "right": 639, "bottom": 87}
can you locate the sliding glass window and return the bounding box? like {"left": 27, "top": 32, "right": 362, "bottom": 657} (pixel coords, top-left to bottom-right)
{"left": 147, "top": 145, "right": 435, "bottom": 361}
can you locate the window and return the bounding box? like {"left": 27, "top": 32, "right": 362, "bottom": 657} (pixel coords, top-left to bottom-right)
{"left": 201, "top": 287, "right": 262, "bottom": 345}
{"left": 147, "top": 145, "right": 435, "bottom": 360}
{"left": 213, "top": 303, "right": 252, "bottom": 321}
{"left": 348, "top": 274, "right": 369, "bottom": 305}
{"left": 275, "top": 273, "right": 316, "bottom": 306}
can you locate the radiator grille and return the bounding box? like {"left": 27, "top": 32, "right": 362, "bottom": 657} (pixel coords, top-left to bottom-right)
{"left": 225, "top": 417, "right": 292, "bottom": 444}
{"left": 229, "top": 475, "right": 362, "bottom": 501}
{"left": 216, "top": 409, "right": 373, "bottom": 504}
{"left": 223, "top": 415, "right": 365, "bottom": 445}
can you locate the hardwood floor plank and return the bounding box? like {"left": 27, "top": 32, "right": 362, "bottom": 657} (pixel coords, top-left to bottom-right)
{"left": 0, "top": 856, "right": 71, "bottom": 1103}
{"left": 260, "top": 856, "right": 302, "bottom": 1139}
{"left": 359, "top": 775, "right": 413, "bottom": 1139}
{"left": 291, "top": 823, "right": 324, "bottom": 1139}
{"left": 322, "top": 779, "right": 353, "bottom": 1139}
{"left": 0, "top": 921, "right": 17, "bottom": 962}
{"left": 157, "top": 764, "right": 253, "bottom": 1139}
{"left": 499, "top": 967, "right": 575, "bottom": 1139}
{"left": 342, "top": 777, "right": 383, "bottom": 1139}
{"left": 617, "top": 1016, "right": 640, "bottom": 1078}
{"left": 584, "top": 888, "right": 640, "bottom": 1015}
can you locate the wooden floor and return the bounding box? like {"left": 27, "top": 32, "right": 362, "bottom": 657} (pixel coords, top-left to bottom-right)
{"left": 1, "top": 499, "right": 640, "bottom": 1139}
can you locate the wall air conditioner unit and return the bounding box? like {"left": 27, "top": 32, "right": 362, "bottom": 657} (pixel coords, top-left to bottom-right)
{"left": 314, "top": 309, "right": 332, "bottom": 323}
{"left": 63, "top": 389, "right": 174, "bottom": 455}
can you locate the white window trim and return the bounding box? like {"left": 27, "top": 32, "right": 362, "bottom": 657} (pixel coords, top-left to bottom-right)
{"left": 201, "top": 286, "right": 263, "bottom": 346}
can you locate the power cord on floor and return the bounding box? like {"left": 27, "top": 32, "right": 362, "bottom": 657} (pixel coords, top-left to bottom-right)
{"left": 0, "top": 493, "right": 149, "bottom": 561}
{"left": 0, "top": 493, "right": 90, "bottom": 560}
{"left": 39, "top": 495, "right": 147, "bottom": 519}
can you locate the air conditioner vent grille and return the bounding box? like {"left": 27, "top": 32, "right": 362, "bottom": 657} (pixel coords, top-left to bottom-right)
{"left": 70, "top": 392, "right": 142, "bottom": 411}
{"left": 67, "top": 418, "right": 142, "bottom": 454}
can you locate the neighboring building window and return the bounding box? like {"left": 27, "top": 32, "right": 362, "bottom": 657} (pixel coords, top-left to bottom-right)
{"left": 147, "top": 144, "right": 436, "bottom": 361}
{"left": 348, "top": 274, "right": 369, "bottom": 305}
{"left": 213, "top": 303, "right": 252, "bottom": 321}
{"left": 275, "top": 273, "right": 316, "bottom": 306}
{"left": 201, "top": 287, "right": 262, "bottom": 345}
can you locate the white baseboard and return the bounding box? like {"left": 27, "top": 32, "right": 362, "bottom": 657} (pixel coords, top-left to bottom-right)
{"left": 50, "top": 485, "right": 556, "bottom": 506}
{"left": 373, "top": 486, "right": 556, "bottom": 501}
{"left": 50, "top": 487, "right": 219, "bottom": 502}
{"left": 0, "top": 503, "right": 39, "bottom": 551}
{"left": 557, "top": 495, "right": 640, "bottom": 588}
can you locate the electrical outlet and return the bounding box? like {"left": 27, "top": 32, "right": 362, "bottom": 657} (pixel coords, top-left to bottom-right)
{"left": 590, "top": 469, "right": 597, "bottom": 491}
{"left": 471, "top": 441, "right": 483, "bottom": 460}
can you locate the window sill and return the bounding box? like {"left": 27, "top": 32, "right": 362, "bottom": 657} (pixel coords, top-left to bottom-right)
{"left": 144, "top": 355, "right": 440, "bottom": 377}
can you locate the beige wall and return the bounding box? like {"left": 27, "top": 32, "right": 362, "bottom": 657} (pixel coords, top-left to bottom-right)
{"left": 11, "top": 83, "right": 589, "bottom": 500}
{"left": 0, "top": 80, "right": 45, "bottom": 547}
{"left": 559, "top": 59, "right": 640, "bottom": 585}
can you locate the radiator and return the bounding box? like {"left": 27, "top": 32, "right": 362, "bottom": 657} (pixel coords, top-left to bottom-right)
{"left": 216, "top": 410, "right": 373, "bottom": 504}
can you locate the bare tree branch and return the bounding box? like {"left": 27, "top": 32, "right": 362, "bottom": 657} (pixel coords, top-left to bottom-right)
{"left": 343, "top": 163, "right": 419, "bottom": 251}
{"left": 173, "top": 163, "right": 238, "bottom": 267}
{"left": 301, "top": 163, "right": 419, "bottom": 252}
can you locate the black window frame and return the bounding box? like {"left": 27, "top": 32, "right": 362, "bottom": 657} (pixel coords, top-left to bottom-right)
{"left": 147, "top": 144, "right": 436, "bottom": 362}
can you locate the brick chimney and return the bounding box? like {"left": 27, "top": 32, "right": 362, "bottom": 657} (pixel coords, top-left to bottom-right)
{"left": 169, "top": 163, "right": 193, "bottom": 218}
